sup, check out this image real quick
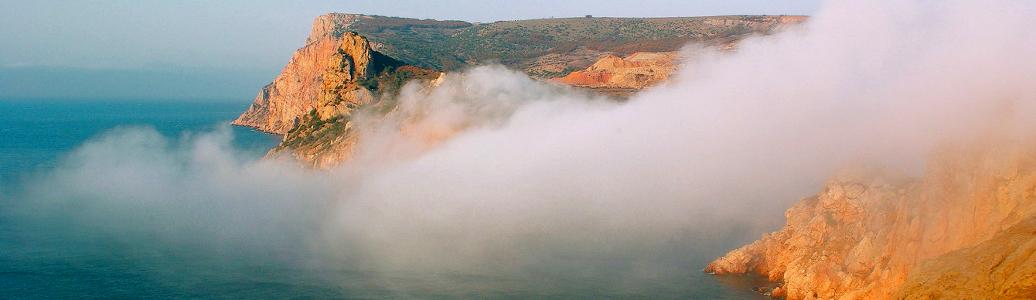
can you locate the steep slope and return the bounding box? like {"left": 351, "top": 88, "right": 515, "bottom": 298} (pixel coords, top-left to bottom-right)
{"left": 704, "top": 142, "right": 1036, "bottom": 299}
{"left": 232, "top": 14, "right": 368, "bottom": 134}
{"left": 234, "top": 29, "right": 439, "bottom": 166}
{"left": 271, "top": 63, "right": 441, "bottom": 169}
{"left": 895, "top": 217, "right": 1036, "bottom": 299}
{"left": 233, "top": 25, "right": 438, "bottom": 135}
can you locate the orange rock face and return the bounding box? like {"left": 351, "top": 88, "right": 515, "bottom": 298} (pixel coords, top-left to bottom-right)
{"left": 894, "top": 217, "right": 1036, "bottom": 299}
{"left": 232, "top": 14, "right": 369, "bottom": 134}
{"left": 234, "top": 16, "right": 441, "bottom": 168}
{"left": 263, "top": 52, "right": 439, "bottom": 168}
{"left": 706, "top": 142, "right": 1036, "bottom": 299}
{"left": 552, "top": 52, "right": 679, "bottom": 90}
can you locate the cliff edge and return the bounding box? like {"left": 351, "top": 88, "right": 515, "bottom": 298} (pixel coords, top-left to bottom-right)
{"left": 233, "top": 22, "right": 440, "bottom": 166}
{"left": 275, "top": 32, "right": 438, "bottom": 167}
{"left": 232, "top": 14, "right": 369, "bottom": 134}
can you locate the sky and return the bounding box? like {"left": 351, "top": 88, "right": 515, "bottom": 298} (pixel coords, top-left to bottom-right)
{"left": 0, "top": 0, "right": 821, "bottom": 100}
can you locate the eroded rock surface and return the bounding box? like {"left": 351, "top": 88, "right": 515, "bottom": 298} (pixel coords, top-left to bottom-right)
{"left": 234, "top": 21, "right": 440, "bottom": 167}
{"left": 268, "top": 39, "right": 439, "bottom": 168}
{"left": 706, "top": 142, "right": 1036, "bottom": 299}
{"left": 895, "top": 217, "right": 1036, "bottom": 299}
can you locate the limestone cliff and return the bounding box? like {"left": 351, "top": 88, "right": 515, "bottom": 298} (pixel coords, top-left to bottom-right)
{"left": 232, "top": 19, "right": 439, "bottom": 166}
{"left": 705, "top": 142, "right": 1036, "bottom": 299}
{"left": 271, "top": 64, "right": 441, "bottom": 169}
{"left": 233, "top": 14, "right": 366, "bottom": 134}
{"left": 265, "top": 35, "right": 439, "bottom": 168}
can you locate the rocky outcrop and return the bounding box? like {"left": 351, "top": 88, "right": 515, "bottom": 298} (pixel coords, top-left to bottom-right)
{"left": 306, "top": 14, "right": 360, "bottom": 45}
{"left": 233, "top": 16, "right": 440, "bottom": 166}
{"left": 706, "top": 142, "right": 1036, "bottom": 299}
{"left": 269, "top": 47, "right": 439, "bottom": 167}
{"left": 552, "top": 52, "right": 678, "bottom": 90}
{"left": 271, "top": 64, "right": 441, "bottom": 169}
{"left": 311, "top": 32, "right": 405, "bottom": 121}
{"left": 232, "top": 15, "right": 375, "bottom": 134}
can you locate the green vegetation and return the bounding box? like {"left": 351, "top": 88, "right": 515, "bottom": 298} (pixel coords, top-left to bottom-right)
{"left": 280, "top": 109, "right": 347, "bottom": 150}
{"left": 341, "top": 15, "right": 795, "bottom": 71}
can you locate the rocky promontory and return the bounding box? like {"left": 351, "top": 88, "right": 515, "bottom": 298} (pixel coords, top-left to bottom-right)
{"left": 261, "top": 30, "right": 439, "bottom": 168}
{"left": 234, "top": 13, "right": 806, "bottom": 168}
{"left": 232, "top": 15, "right": 372, "bottom": 134}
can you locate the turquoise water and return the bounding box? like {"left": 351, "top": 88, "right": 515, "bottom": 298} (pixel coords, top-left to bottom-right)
{"left": 0, "top": 100, "right": 766, "bottom": 299}
{"left": 0, "top": 100, "right": 278, "bottom": 185}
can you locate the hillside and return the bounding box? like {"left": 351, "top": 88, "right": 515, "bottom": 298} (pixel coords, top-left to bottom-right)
{"left": 322, "top": 14, "right": 804, "bottom": 77}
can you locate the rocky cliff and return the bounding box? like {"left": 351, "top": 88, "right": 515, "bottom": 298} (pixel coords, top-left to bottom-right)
{"left": 270, "top": 62, "right": 441, "bottom": 168}
{"left": 233, "top": 23, "right": 440, "bottom": 166}
{"left": 705, "top": 142, "right": 1036, "bottom": 299}
{"left": 232, "top": 14, "right": 368, "bottom": 134}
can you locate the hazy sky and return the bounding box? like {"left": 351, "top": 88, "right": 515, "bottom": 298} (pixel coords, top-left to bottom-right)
{"left": 0, "top": 0, "right": 821, "bottom": 100}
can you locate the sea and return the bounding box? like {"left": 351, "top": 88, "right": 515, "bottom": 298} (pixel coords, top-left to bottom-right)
{"left": 0, "top": 99, "right": 767, "bottom": 299}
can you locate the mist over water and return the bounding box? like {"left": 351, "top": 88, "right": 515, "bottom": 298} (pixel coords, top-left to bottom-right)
{"left": 3, "top": 127, "right": 763, "bottom": 297}
{"left": 4, "top": 0, "right": 1036, "bottom": 297}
